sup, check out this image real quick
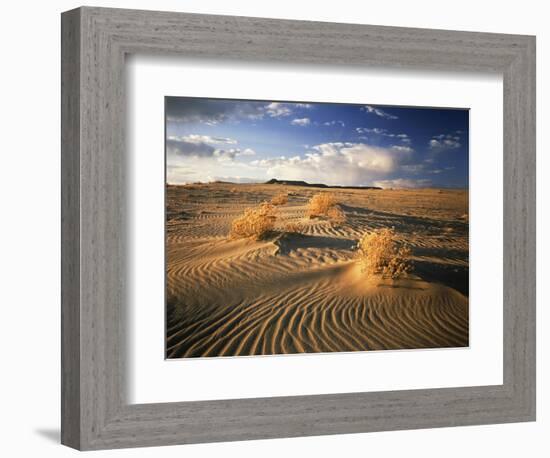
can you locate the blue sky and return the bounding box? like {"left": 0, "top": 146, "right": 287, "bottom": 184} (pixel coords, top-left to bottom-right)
{"left": 165, "top": 97, "right": 469, "bottom": 188}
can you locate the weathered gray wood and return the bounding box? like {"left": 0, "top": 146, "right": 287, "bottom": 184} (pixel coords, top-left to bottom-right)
{"left": 61, "top": 6, "right": 536, "bottom": 450}
{"left": 61, "top": 7, "right": 81, "bottom": 450}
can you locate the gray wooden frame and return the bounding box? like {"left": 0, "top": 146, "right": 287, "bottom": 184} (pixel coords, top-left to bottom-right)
{"left": 61, "top": 6, "right": 536, "bottom": 451}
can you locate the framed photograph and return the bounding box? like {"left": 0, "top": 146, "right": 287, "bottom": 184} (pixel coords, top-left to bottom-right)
{"left": 164, "top": 97, "right": 470, "bottom": 359}
{"left": 61, "top": 6, "right": 536, "bottom": 450}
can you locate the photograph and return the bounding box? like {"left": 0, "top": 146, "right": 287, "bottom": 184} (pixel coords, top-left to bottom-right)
{"left": 165, "top": 97, "right": 469, "bottom": 358}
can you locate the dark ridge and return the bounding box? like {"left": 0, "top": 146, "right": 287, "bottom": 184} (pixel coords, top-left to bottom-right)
{"left": 265, "top": 178, "right": 382, "bottom": 190}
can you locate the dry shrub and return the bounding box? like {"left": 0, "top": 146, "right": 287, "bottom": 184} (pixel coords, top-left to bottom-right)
{"left": 327, "top": 205, "right": 346, "bottom": 225}
{"left": 283, "top": 221, "right": 304, "bottom": 234}
{"left": 357, "top": 227, "right": 412, "bottom": 279}
{"left": 271, "top": 192, "right": 289, "bottom": 206}
{"left": 307, "top": 193, "right": 346, "bottom": 224}
{"left": 307, "top": 193, "right": 337, "bottom": 218}
{"left": 229, "top": 202, "right": 277, "bottom": 240}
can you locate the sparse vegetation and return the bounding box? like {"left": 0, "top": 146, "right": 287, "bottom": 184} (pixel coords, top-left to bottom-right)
{"left": 307, "top": 193, "right": 337, "bottom": 217}
{"left": 229, "top": 202, "right": 277, "bottom": 240}
{"left": 327, "top": 205, "right": 346, "bottom": 225}
{"left": 357, "top": 227, "right": 412, "bottom": 279}
{"left": 283, "top": 221, "right": 304, "bottom": 234}
{"left": 271, "top": 192, "right": 289, "bottom": 206}
{"left": 307, "top": 193, "right": 346, "bottom": 224}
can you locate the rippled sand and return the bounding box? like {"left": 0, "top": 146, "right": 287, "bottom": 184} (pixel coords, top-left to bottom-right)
{"left": 166, "top": 183, "right": 469, "bottom": 358}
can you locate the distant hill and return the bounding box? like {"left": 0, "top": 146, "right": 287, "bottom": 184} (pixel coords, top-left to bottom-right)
{"left": 265, "top": 178, "right": 382, "bottom": 190}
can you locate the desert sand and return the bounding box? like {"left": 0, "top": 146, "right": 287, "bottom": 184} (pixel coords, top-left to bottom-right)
{"left": 166, "top": 183, "right": 469, "bottom": 358}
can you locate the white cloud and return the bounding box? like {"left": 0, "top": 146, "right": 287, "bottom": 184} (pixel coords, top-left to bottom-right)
{"left": 167, "top": 135, "right": 254, "bottom": 161}
{"left": 291, "top": 117, "right": 311, "bottom": 126}
{"left": 429, "top": 134, "right": 461, "bottom": 150}
{"left": 355, "top": 128, "right": 410, "bottom": 143}
{"left": 166, "top": 137, "right": 216, "bottom": 158}
{"left": 166, "top": 99, "right": 267, "bottom": 124}
{"left": 166, "top": 99, "right": 309, "bottom": 124}
{"left": 323, "top": 120, "right": 345, "bottom": 127}
{"left": 213, "top": 149, "right": 239, "bottom": 160}
{"left": 265, "top": 102, "right": 292, "bottom": 118}
{"left": 396, "top": 133, "right": 411, "bottom": 144}
{"left": 391, "top": 145, "right": 414, "bottom": 153}
{"left": 373, "top": 178, "right": 432, "bottom": 189}
{"left": 214, "top": 148, "right": 256, "bottom": 160}
{"left": 266, "top": 102, "right": 313, "bottom": 118}
{"left": 356, "top": 127, "right": 385, "bottom": 134}
{"left": 251, "top": 142, "right": 403, "bottom": 186}
{"left": 206, "top": 176, "right": 260, "bottom": 184}
{"left": 167, "top": 137, "right": 423, "bottom": 187}
{"left": 361, "top": 105, "right": 398, "bottom": 120}
{"left": 174, "top": 134, "right": 237, "bottom": 145}
{"left": 239, "top": 148, "right": 256, "bottom": 156}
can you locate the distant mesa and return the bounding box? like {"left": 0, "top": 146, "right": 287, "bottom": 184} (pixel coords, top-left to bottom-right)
{"left": 265, "top": 178, "right": 382, "bottom": 191}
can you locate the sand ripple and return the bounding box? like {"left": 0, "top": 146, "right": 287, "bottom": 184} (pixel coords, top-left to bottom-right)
{"left": 166, "top": 184, "right": 469, "bottom": 358}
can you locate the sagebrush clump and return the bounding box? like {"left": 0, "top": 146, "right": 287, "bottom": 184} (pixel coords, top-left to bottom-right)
{"left": 283, "top": 221, "right": 304, "bottom": 234}
{"left": 307, "top": 193, "right": 346, "bottom": 224}
{"left": 357, "top": 227, "right": 412, "bottom": 279}
{"left": 271, "top": 192, "right": 289, "bottom": 206}
{"left": 307, "top": 193, "right": 337, "bottom": 217}
{"left": 229, "top": 202, "right": 277, "bottom": 240}
{"left": 326, "top": 205, "right": 346, "bottom": 225}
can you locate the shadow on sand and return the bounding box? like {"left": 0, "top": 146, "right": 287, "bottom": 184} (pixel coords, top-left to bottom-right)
{"left": 273, "top": 233, "right": 356, "bottom": 255}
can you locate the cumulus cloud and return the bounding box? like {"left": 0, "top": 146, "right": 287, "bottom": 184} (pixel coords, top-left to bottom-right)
{"left": 167, "top": 164, "right": 195, "bottom": 178}
{"left": 167, "top": 138, "right": 434, "bottom": 187}
{"left": 361, "top": 105, "right": 398, "bottom": 120}
{"left": 165, "top": 98, "right": 313, "bottom": 125}
{"left": 391, "top": 145, "right": 414, "bottom": 153}
{"left": 167, "top": 135, "right": 254, "bottom": 160}
{"left": 238, "top": 148, "right": 256, "bottom": 156}
{"left": 373, "top": 178, "right": 432, "bottom": 189}
{"left": 250, "top": 142, "right": 405, "bottom": 186}
{"left": 215, "top": 148, "right": 256, "bottom": 160}
{"left": 265, "top": 102, "right": 292, "bottom": 118}
{"left": 165, "top": 98, "right": 267, "bottom": 124}
{"left": 291, "top": 117, "right": 311, "bottom": 126}
{"left": 429, "top": 134, "right": 461, "bottom": 150}
{"left": 166, "top": 137, "right": 216, "bottom": 158}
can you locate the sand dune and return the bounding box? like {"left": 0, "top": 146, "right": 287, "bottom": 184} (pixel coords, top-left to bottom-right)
{"left": 166, "top": 183, "right": 469, "bottom": 358}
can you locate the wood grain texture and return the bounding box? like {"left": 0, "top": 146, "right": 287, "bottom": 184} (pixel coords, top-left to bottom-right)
{"left": 60, "top": 7, "right": 81, "bottom": 449}
{"left": 61, "top": 6, "right": 536, "bottom": 450}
